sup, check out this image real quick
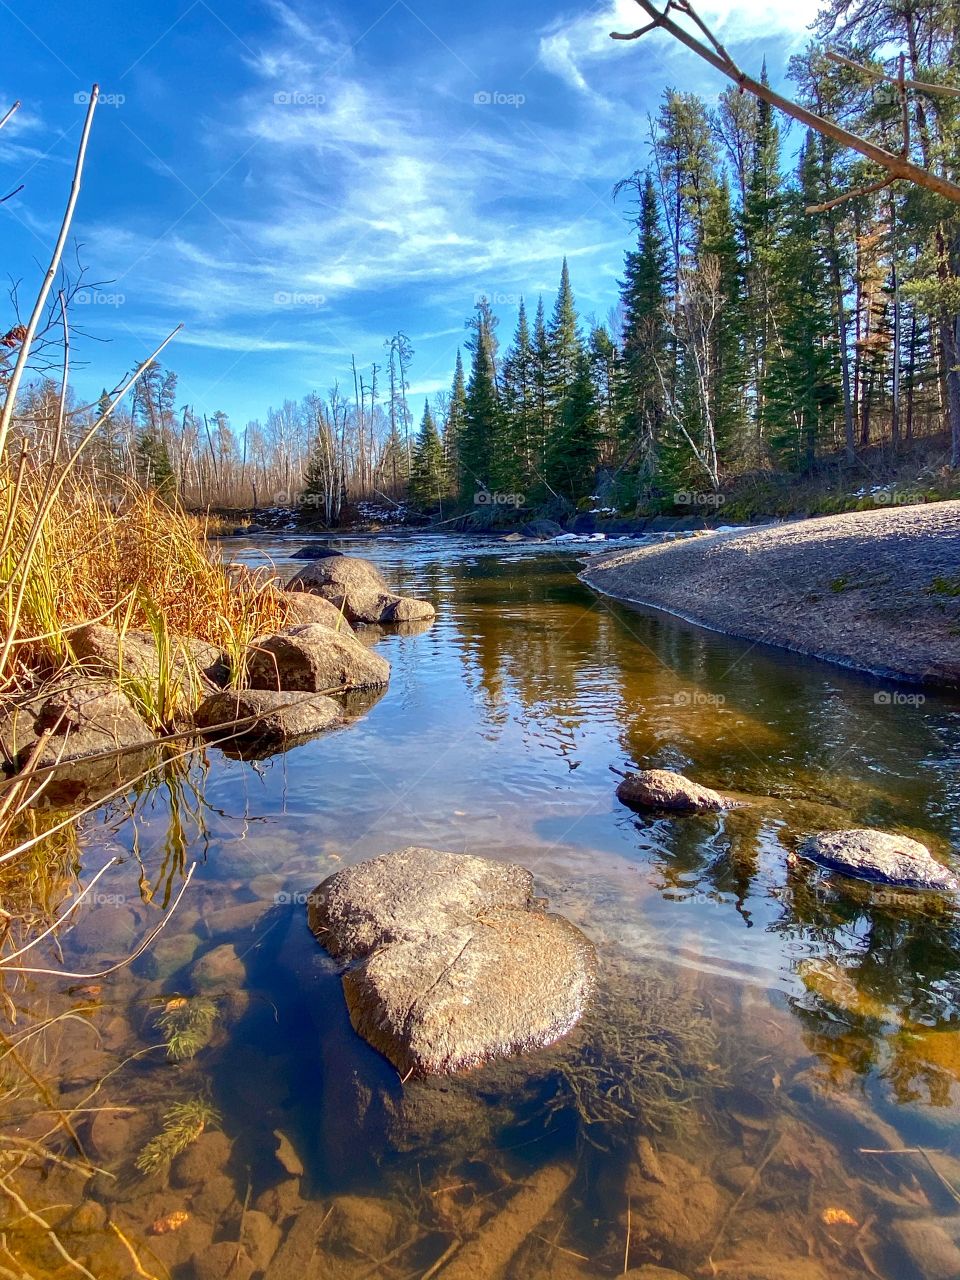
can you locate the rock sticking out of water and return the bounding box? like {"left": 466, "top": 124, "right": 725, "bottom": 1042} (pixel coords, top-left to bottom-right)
{"left": 616, "top": 768, "right": 728, "bottom": 813}
{"left": 244, "top": 622, "right": 390, "bottom": 693}
{"left": 307, "top": 847, "right": 597, "bottom": 1076}
{"left": 287, "top": 553, "right": 436, "bottom": 625}
{"left": 798, "top": 827, "right": 960, "bottom": 894}
{"left": 194, "top": 687, "right": 342, "bottom": 750}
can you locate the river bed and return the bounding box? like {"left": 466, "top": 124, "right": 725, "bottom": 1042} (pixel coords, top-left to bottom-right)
{"left": 3, "top": 533, "right": 960, "bottom": 1279}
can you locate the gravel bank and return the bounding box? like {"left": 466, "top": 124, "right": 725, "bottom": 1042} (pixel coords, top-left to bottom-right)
{"left": 581, "top": 502, "right": 960, "bottom": 688}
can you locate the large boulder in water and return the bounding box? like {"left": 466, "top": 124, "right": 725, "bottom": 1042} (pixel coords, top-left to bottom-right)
{"left": 616, "top": 768, "right": 728, "bottom": 813}
{"left": 799, "top": 828, "right": 960, "bottom": 894}
{"left": 286, "top": 554, "right": 435, "bottom": 626}
{"left": 307, "top": 847, "right": 597, "bottom": 1076}
{"left": 244, "top": 623, "right": 390, "bottom": 693}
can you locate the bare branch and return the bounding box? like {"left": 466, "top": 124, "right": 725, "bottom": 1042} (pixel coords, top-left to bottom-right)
{"left": 0, "top": 102, "right": 21, "bottom": 132}
{"left": 825, "top": 50, "right": 960, "bottom": 101}
{"left": 0, "top": 86, "right": 99, "bottom": 459}
{"left": 612, "top": 0, "right": 960, "bottom": 206}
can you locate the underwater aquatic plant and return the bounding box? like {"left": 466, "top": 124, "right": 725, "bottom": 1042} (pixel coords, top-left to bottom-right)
{"left": 155, "top": 996, "right": 219, "bottom": 1061}
{"left": 548, "top": 969, "right": 723, "bottom": 1147}
{"left": 135, "top": 1096, "right": 220, "bottom": 1174}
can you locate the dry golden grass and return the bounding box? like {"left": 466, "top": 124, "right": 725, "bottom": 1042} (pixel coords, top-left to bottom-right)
{"left": 0, "top": 466, "right": 287, "bottom": 688}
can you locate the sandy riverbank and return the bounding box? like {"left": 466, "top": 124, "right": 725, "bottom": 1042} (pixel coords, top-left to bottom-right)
{"left": 580, "top": 501, "right": 960, "bottom": 688}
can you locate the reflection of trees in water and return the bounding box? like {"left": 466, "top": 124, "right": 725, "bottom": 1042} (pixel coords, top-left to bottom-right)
{"left": 776, "top": 866, "right": 960, "bottom": 1103}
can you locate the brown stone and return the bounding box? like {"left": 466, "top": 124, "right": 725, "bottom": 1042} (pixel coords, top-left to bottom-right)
{"left": 616, "top": 768, "right": 728, "bottom": 813}
{"left": 287, "top": 553, "right": 435, "bottom": 626}
{"left": 245, "top": 623, "right": 390, "bottom": 693}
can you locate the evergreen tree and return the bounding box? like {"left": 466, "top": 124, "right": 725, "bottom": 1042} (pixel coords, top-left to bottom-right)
{"left": 620, "top": 174, "right": 670, "bottom": 484}
{"left": 741, "top": 64, "right": 786, "bottom": 457}
{"left": 444, "top": 350, "right": 467, "bottom": 496}
{"left": 766, "top": 135, "right": 841, "bottom": 470}
{"left": 409, "top": 400, "right": 446, "bottom": 510}
{"left": 502, "top": 299, "right": 537, "bottom": 491}
{"left": 546, "top": 259, "right": 585, "bottom": 414}
{"left": 459, "top": 300, "right": 504, "bottom": 502}
{"left": 531, "top": 297, "right": 551, "bottom": 484}
{"left": 703, "top": 173, "right": 747, "bottom": 461}
{"left": 136, "top": 427, "right": 176, "bottom": 496}
{"left": 545, "top": 352, "right": 601, "bottom": 502}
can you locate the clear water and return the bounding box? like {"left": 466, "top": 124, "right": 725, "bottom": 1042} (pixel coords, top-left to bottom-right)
{"left": 4, "top": 533, "right": 960, "bottom": 1280}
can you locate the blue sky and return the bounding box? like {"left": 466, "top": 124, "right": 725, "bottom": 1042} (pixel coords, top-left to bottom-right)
{"left": 1, "top": 0, "right": 820, "bottom": 430}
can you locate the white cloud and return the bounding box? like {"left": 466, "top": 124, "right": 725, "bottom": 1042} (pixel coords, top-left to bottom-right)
{"left": 538, "top": 0, "right": 821, "bottom": 98}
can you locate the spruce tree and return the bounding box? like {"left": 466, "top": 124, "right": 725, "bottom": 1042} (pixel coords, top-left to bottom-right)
{"left": 620, "top": 174, "right": 670, "bottom": 485}
{"left": 444, "top": 350, "right": 467, "bottom": 496}
{"left": 502, "top": 299, "right": 536, "bottom": 492}
{"left": 545, "top": 352, "right": 601, "bottom": 503}
{"left": 459, "top": 300, "right": 504, "bottom": 502}
{"left": 409, "top": 400, "right": 446, "bottom": 511}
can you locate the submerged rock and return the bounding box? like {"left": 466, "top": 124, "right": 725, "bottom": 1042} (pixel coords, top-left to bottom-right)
{"left": 308, "top": 847, "right": 597, "bottom": 1076}
{"left": 616, "top": 768, "right": 728, "bottom": 813}
{"left": 194, "top": 687, "right": 342, "bottom": 749}
{"left": 287, "top": 553, "right": 435, "bottom": 626}
{"left": 244, "top": 622, "right": 390, "bottom": 693}
{"left": 798, "top": 828, "right": 960, "bottom": 893}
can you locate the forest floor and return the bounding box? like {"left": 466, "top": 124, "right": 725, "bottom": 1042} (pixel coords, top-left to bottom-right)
{"left": 580, "top": 500, "right": 960, "bottom": 688}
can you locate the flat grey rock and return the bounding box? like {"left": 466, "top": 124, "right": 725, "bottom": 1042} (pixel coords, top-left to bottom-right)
{"left": 308, "top": 847, "right": 597, "bottom": 1076}
{"left": 799, "top": 828, "right": 960, "bottom": 893}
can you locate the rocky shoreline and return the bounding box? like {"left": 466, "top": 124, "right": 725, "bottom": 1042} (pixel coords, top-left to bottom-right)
{"left": 581, "top": 501, "right": 960, "bottom": 689}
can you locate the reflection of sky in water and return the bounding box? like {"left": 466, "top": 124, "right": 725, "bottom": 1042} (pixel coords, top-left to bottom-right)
{"left": 77, "top": 538, "right": 959, "bottom": 1039}
{"left": 28, "top": 534, "right": 960, "bottom": 1278}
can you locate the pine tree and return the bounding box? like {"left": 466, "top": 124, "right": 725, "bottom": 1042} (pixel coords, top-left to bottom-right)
{"left": 444, "top": 350, "right": 467, "bottom": 496}
{"left": 136, "top": 427, "right": 176, "bottom": 497}
{"left": 766, "top": 134, "right": 841, "bottom": 470}
{"left": 620, "top": 174, "right": 670, "bottom": 485}
{"left": 459, "top": 300, "right": 504, "bottom": 502}
{"left": 409, "top": 400, "right": 446, "bottom": 511}
{"left": 545, "top": 352, "right": 601, "bottom": 502}
{"left": 546, "top": 259, "right": 585, "bottom": 413}
{"left": 531, "top": 297, "right": 551, "bottom": 485}
{"left": 703, "top": 173, "right": 747, "bottom": 461}
{"left": 742, "top": 63, "right": 786, "bottom": 458}
{"left": 502, "top": 299, "right": 537, "bottom": 491}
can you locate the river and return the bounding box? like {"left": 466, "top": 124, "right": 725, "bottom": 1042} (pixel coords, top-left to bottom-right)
{"left": 4, "top": 532, "right": 960, "bottom": 1279}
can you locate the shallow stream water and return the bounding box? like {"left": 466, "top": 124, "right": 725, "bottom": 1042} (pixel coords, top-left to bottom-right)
{"left": 4, "top": 533, "right": 960, "bottom": 1279}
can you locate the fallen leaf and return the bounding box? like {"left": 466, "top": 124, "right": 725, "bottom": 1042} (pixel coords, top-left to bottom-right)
{"left": 150, "top": 1211, "right": 189, "bottom": 1235}
{"left": 821, "top": 1207, "right": 858, "bottom": 1227}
